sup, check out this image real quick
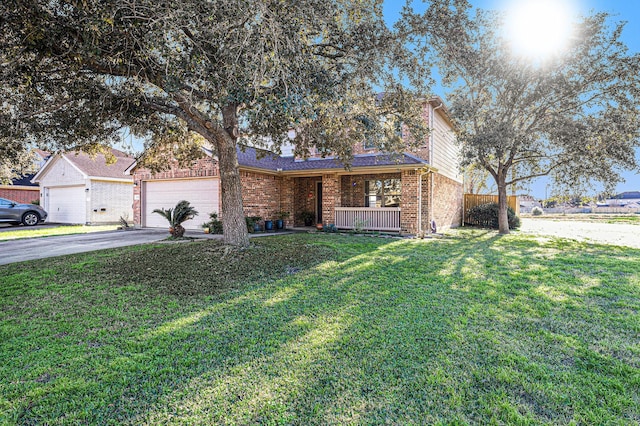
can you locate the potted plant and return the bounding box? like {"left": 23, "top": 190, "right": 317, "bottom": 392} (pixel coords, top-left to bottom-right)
{"left": 264, "top": 219, "right": 274, "bottom": 231}
{"left": 245, "top": 216, "right": 262, "bottom": 233}
{"left": 297, "top": 210, "right": 314, "bottom": 227}
{"left": 153, "top": 200, "right": 198, "bottom": 238}
{"left": 275, "top": 211, "right": 290, "bottom": 230}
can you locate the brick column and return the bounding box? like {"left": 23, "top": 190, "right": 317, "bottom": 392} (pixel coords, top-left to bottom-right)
{"left": 279, "top": 176, "right": 295, "bottom": 227}
{"left": 322, "top": 173, "right": 340, "bottom": 226}
{"left": 400, "top": 169, "right": 420, "bottom": 235}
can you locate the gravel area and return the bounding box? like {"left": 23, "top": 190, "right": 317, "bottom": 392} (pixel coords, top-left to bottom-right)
{"left": 519, "top": 218, "right": 640, "bottom": 249}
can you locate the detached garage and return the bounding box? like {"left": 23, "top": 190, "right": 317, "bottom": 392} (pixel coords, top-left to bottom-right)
{"left": 32, "top": 149, "right": 134, "bottom": 225}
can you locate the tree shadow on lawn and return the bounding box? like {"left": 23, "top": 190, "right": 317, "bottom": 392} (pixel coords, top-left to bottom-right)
{"left": 1, "top": 232, "right": 639, "bottom": 424}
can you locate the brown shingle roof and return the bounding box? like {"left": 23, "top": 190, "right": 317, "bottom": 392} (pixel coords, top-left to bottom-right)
{"left": 65, "top": 148, "right": 134, "bottom": 180}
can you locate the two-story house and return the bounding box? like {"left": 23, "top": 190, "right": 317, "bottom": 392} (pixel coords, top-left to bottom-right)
{"left": 127, "top": 97, "right": 463, "bottom": 235}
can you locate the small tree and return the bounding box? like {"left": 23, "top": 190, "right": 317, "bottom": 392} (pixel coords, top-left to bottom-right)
{"left": 153, "top": 201, "right": 198, "bottom": 238}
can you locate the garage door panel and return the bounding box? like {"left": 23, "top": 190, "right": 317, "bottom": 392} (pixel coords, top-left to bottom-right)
{"left": 144, "top": 179, "right": 219, "bottom": 230}
{"left": 47, "top": 186, "right": 86, "bottom": 224}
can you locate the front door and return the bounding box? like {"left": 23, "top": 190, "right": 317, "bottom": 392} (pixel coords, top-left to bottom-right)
{"left": 316, "top": 181, "right": 323, "bottom": 224}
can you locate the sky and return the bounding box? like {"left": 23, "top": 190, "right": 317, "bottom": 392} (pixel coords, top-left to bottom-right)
{"left": 383, "top": 0, "right": 640, "bottom": 198}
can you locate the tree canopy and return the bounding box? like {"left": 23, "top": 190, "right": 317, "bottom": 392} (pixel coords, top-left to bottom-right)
{"left": 1, "top": 0, "right": 429, "bottom": 245}
{"left": 404, "top": 0, "right": 640, "bottom": 233}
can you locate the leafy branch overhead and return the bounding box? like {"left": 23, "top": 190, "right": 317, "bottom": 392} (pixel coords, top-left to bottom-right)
{"left": 2, "top": 0, "right": 431, "bottom": 246}
{"left": 405, "top": 0, "right": 640, "bottom": 233}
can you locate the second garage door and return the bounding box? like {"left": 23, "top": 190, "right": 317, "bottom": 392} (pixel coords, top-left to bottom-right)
{"left": 143, "top": 178, "right": 220, "bottom": 230}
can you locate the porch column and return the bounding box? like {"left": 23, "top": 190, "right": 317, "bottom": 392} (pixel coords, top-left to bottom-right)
{"left": 279, "top": 176, "right": 294, "bottom": 227}
{"left": 322, "top": 173, "right": 340, "bottom": 226}
{"left": 400, "top": 169, "right": 420, "bottom": 235}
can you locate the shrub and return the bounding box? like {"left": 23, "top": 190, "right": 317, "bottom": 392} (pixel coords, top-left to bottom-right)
{"left": 531, "top": 206, "right": 544, "bottom": 216}
{"left": 203, "top": 212, "right": 223, "bottom": 234}
{"left": 467, "top": 202, "right": 520, "bottom": 229}
{"left": 152, "top": 200, "right": 198, "bottom": 237}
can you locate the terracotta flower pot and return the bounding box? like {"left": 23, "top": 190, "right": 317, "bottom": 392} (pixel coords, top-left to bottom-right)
{"left": 316, "top": 223, "right": 324, "bottom": 231}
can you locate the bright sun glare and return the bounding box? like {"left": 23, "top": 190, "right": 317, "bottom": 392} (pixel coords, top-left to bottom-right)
{"left": 505, "top": 0, "right": 575, "bottom": 58}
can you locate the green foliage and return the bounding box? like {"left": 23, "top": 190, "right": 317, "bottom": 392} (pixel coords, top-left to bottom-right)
{"left": 202, "top": 212, "right": 223, "bottom": 234}
{"left": 531, "top": 206, "right": 544, "bottom": 216}
{"left": 406, "top": 1, "right": 640, "bottom": 232}
{"left": 1, "top": 232, "right": 639, "bottom": 423}
{"left": 467, "top": 203, "right": 520, "bottom": 229}
{"left": 245, "top": 216, "right": 262, "bottom": 233}
{"left": 275, "top": 211, "right": 290, "bottom": 220}
{"left": 152, "top": 200, "right": 198, "bottom": 237}
{"left": 1, "top": 0, "right": 432, "bottom": 246}
{"left": 118, "top": 214, "right": 131, "bottom": 228}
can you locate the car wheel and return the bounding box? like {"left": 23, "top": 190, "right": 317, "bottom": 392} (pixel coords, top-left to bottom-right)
{"left": 22, "top": 212, "right": 40, "bottom": 226}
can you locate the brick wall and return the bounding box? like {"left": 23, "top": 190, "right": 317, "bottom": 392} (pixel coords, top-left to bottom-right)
{"left": 0, "top": 187, "right": 40, "bottom": 204}
{"left": 240, "top": 170, "right": 282, "bottom": 223}
{"left": 400, "top": 169, "right": 420, "bottom": 234}
{"left": 321, "top": 173, "right": 340, "bottom": 226}
{"left": 432, "top": 173, "right": 463, "bottom": 230}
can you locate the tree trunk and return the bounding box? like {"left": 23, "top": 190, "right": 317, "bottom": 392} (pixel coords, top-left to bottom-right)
{"left": 497, "top": 173, "right": 510, "bottom": 235}
{"left": 215, "top": 105, "right": 250, "bottom": 247}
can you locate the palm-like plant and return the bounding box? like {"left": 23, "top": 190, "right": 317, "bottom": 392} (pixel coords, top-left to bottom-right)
{"left": 153, "top": 200, "right": 198, "bottom": 238}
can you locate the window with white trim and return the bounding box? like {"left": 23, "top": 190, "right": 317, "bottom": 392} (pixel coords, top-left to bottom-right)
{"left": 364, "top": 179, "right": 401, "bottom": 207}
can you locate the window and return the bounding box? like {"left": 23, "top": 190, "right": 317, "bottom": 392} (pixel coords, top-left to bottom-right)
{"left": 363, "top": 139, "right": 377, "bottom": 150}
{"left": 364, "top": 179, "right": 401, "bottom": 207}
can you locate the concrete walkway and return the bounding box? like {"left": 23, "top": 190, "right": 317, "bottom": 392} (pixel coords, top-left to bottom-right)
{"left": 0, "top": 229, "right": 169, "bottom": 266}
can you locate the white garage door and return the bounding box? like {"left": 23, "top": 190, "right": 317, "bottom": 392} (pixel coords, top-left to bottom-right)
{"left": 143, "top": 178, "right": 220, "bottom": 230}
{"left": 47, "top": 186, "right": 87, "bottom": 224}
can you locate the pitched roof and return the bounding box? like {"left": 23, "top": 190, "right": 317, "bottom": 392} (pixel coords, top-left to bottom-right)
{"left": 235, "top": 146, "right": 428, "bottom": 172}
{"left": 612, "top": 191, "right": 640, "bottom": 200}
{"left": 11, "top": 173, "right": 38, "bottom": 187}
{"left": 64, "top": 148, "right": 134, "bottom": 180}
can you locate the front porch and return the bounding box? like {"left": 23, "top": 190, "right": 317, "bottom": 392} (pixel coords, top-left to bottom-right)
{"left": 291, "top": 170, "right": 427, "bottom": 235}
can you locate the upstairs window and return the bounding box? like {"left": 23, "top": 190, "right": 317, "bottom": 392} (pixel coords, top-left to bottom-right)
{"left": 364, "top": 179, "right": 401, "bottom": 207}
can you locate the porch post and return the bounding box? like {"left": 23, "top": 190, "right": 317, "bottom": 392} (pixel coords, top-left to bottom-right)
{"left": 279, "top": 176, "right": 294, "bottom": 228}
{"left": 322, "top": 173, "right": 340, "bottom": 226}
{"left": 400, "top": 169, "right": 420, "bottom": 235}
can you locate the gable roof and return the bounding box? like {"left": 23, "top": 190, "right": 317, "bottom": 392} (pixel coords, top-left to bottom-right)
{"left": 64, "top": 148, "right": 133, "bottom": 179}
{"left": 33, "top": 148, "right": 134, "bottom": 183}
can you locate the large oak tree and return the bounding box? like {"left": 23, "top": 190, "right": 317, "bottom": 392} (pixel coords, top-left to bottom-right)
{"left": 404, "top": 0, "right": 640, "bottom": 233}
{"left": 1, "top": 0, "right": 429, "bottom": 245}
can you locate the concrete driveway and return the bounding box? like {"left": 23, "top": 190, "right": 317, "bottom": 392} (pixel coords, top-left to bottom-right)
{"left": 0, "top": 229, "right": 169, "bottom": 265}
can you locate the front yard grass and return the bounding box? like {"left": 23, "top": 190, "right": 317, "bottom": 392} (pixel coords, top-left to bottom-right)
{"left": 0, "top": 224, "right": 119, "bottom": 241}
{"left": 1, "top": 231, "right": 638, "bottom": 424}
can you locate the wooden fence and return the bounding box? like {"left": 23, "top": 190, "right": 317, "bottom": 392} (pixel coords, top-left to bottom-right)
{"left": 464, "top": 194, "right": 520, "bottom": 225}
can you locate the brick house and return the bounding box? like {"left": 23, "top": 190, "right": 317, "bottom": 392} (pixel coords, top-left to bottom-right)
{"left": 128, "top": 98, "right": 463, "bottom": 234}
{"left": 32, "top": 149, "right": 134, "bottom": 224}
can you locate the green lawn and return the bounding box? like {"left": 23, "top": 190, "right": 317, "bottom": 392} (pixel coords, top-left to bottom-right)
{"left": 0, "top": 225, "right": 119, "bottom": 241}
{"left": 1, "top": 232, "right": 638, "bottom": 424}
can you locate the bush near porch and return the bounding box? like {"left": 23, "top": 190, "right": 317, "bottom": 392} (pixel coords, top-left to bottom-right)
{"left": 1, "top": 232, "right": 638, "bottom": 424}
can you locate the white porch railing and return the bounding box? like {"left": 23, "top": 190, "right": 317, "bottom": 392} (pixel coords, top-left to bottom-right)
{"left": 334, "top": 207, "right": 401, "bottom": 231}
